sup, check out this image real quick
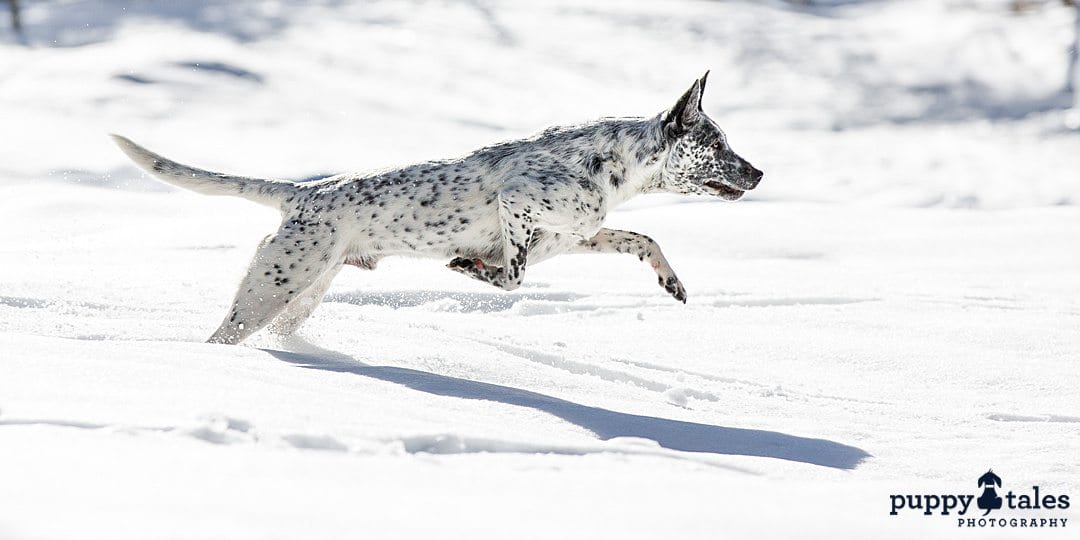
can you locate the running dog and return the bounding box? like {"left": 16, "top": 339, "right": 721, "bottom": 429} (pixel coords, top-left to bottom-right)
{"left": 113, "top": 73, "right": 763, "bottom": 344}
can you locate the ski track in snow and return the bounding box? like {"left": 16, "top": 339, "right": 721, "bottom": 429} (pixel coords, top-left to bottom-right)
{"left": 0, "top": 412, "right": 757, "bottom": 472}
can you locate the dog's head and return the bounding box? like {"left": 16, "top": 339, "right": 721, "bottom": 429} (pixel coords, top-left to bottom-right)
{"left": 657, "top": 73, "right": 762, "bottom": 200}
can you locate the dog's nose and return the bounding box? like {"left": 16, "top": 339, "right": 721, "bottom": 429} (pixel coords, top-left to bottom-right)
{"left": 747, "top": 166, "right": 763, "bottom": 188}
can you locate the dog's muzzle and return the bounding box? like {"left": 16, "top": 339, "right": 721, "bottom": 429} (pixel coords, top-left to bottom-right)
{"left": 704, "top": 166, "right": 762, "bottom": 200}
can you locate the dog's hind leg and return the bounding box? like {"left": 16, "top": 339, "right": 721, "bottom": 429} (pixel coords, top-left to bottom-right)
{"left": 207, "top": 230, "right": 341, "bottom": 344}
{"left": 266, "top": 263, "right": 343, "bottom": 338}
{"left": 570, "top": 228, "right": 687, "bottom": 303}
{"left": 447, "top": 188, "right": 534, "bottom": 291}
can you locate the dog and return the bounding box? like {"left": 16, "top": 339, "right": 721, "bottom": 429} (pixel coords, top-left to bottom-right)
{"left": 112, "top": 73, "right": 762, "bottom": 344}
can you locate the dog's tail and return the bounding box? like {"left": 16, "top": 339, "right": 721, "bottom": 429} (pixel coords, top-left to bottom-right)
{"left": 110, "top": 134, "right": 295, "bottom": 210}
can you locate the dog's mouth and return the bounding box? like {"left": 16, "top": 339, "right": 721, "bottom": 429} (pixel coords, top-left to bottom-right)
{"left": 703, "top": 180, "right": 745, "bottom": 201}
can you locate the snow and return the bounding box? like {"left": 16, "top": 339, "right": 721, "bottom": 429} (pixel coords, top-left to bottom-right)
{"left": 1, "top": 0, "right": 1079, "bottom": 538}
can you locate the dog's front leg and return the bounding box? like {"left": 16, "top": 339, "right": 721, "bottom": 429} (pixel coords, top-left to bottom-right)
{"left": 448, "top": 188, "right": 534, "bottom": 291}
{"left": 571, "top": 228, "right": 687, "bottom": 303}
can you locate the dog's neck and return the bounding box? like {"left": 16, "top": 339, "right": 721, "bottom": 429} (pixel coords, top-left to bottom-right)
{"left": 583, "top": 115, "right": 671, "bottom": 208}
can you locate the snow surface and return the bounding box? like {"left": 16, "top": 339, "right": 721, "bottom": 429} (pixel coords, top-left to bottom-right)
{"left": 1, "top": 0, "right": 1079, "bottom": 538}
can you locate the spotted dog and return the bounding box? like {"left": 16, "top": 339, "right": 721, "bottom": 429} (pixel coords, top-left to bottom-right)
{"left": 112, "top": 73, "right": 762, "bottom": 344}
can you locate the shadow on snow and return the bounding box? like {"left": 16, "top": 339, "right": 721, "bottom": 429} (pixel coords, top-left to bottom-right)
{"left": 263, "top": 345, "right": 871, "bottom": 470}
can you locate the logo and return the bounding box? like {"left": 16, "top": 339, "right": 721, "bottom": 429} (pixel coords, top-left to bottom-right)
{"left": 977, "top": 469, "right": 1002, "bottom": 515}
{"left": 890, "top": 469, "right": 1070, "bottom": 529}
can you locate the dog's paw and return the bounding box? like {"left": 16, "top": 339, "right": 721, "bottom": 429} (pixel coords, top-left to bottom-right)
{"left": 659, "top": 275, "right": 687, "bottom": 304}
{"left": 447, "top": 257, "right": 486, "bottom": 272}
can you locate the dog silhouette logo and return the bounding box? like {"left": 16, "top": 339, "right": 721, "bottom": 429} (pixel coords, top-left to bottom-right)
{"left": 977, "top": 469, "right": 1003, "bottom": 515}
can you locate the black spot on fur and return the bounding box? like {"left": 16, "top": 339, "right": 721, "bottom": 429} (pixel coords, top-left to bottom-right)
{"left": 609, "top": 172, "right": 623, "bottom": 188}
{"left": 584, "top": 154, "right": 604, "bottom": 176}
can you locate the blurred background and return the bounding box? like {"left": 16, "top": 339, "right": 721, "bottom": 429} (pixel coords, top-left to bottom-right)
{"left": 2, "top": 0, "right": 1078, "bottom": 208}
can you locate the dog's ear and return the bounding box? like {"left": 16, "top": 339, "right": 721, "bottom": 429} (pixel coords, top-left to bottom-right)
{"left": 663, "top": 72, "right": 708, "bottom": 138}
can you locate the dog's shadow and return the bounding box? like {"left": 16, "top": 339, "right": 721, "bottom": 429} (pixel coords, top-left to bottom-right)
{"left": 263, "top": 341, "right": 871, "bottom": 470}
